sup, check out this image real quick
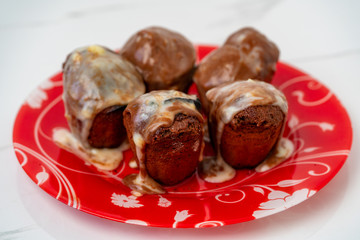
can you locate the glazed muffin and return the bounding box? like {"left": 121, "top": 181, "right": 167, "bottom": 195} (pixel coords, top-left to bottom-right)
{"left": 224, "top": 27, "right": 279, "bottom": 82}
{"left": 193, "top": 27, "right": 279, "bottom": 113}
{"left": 55, "top": 45, "right": 145, "bottom": 170}
{"left": 123, "top": 90, "right": 204, "bottom": 193}
{"left": 120, "top": 26, "right": 196, "bottom": 92}
{"left": 206, "top": 80, "right": 287, "bottom": 169}
{"left": 193, "top": 45, "right": 242, "bottom": 113}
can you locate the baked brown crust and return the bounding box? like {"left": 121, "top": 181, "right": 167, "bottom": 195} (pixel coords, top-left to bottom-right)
{"left": 123, "top": 90, "right": 204, "bottom": 188}
{"left": 145, "top": 114, "right": 203, "bottom": 185}
{"left": 193, "top": 27, "right": 279, "bottom": 113}
{"left": 206, "top": 80, "right": 288, "bottom": 172}
{"left": 219, "top": 105, "right": 285, "bottom": 168}
{"left": 88, "top": 105, "right": 126, "bottom": 148}
{"left": 124, "top": 112, "right": 203, "bottom": 186}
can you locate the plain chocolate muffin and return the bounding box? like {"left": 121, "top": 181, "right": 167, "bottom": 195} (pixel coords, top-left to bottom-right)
{"left": 120, "top": 26, "right": 196, "bottom": 92}
{"left": 224, "top": 27, "right": 280, "bottom": 83}
{"left": 194, "top": 27, "right": 279, "bottom": 113}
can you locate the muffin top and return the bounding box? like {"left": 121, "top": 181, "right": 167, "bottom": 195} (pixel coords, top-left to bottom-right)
{"left": 120, "top": 26, "right": 196, "bottom": 91}
{"left": 63, "top": 45, "right": 145, "bottom": 146}
{"left": 207, "top": 79, "right": 287, "bottom": 125}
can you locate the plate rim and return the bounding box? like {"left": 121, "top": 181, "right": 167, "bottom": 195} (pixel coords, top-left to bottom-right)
{"left": 12, "top": 45, "right": 353, "bottom": 228}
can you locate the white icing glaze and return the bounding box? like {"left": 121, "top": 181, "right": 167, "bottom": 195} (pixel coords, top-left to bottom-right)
{"left": 58, "top": 45, "right": 145, "bottom": 171}
{"left": 129, "top": 158, "right": 138, "bottom": 169}
{"left": 131, "top": 190, "right": 143, "bottom": 197}
{"left": 203, "top": 123, "right": 211, "bottom": 142}
{"left": 200, "top": 155, "right": 236, "bottom": 183}
{"left": 129, "top": 90, "right": 201, "bottom": 141}
{"left": 133, "top": 174, "right": 165, "bottom": 194}
{"left": 63, "top": 45, "right": 145, "bottom": 148}
{"left": 206, "top": 79, "right": 287, "bottom": 125}
{"left": 124, "top": 90, "right": 204, "bottom": 194}
{"left": 53, "top": 128, "right": 128, "bottom": 170}
{"left": 256, "top": 138, "right": 294, "bottom": 172}
{"left": 201, "top": 79, "right": 288, "bottom": 182}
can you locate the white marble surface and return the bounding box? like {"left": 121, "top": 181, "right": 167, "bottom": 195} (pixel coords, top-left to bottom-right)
{"left": 1, "top": 0, "right": 359, "bottom": 239}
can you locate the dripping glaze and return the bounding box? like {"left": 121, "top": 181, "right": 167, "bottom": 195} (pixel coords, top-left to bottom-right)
{"left": 123, "top": 90, "right": 204, "bottom": 195}
{"left": 202, "top": 79, "right": 290, "bottom": 182}
{"left": 56, "top": 45, "right": 145, "bottom": 170}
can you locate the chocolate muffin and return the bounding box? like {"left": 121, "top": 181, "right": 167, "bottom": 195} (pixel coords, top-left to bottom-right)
{"left": 56, "top": 45, "right": 145, "bottom": 170}
{"left": 120, "top": 26, "right": 196, "bottom": 92}
{"left": 193, "top": 45, "right": 242, "bottom": 113}
{"left": 193, "top": 27, "right": 279, "bottom": 113}
{"left": 206, "top": 80, "right": 288, "bottom": 169}
{"left": 220, "top": 105, "right": 285, "bottom": 168}
{"left": 87, "top": 105, "right": 126, "bottom": 148}
{"left": 123, "top": 90, "right": 204, "bottom": 194}
{"left": 224, "top": 27, "right": 280, "bottom": 82}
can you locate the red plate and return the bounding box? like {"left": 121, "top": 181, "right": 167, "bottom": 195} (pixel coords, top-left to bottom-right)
{"left": 13, "top": 45, "right": 352, "bottom": 228}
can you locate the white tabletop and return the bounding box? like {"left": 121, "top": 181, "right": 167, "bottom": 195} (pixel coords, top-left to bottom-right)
{"left": 1, "top": 0, "right": 359, "bottom": 239}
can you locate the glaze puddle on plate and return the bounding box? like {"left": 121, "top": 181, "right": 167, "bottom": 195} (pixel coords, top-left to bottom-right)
{"left": 13, "top": 45, "right": 352, "bottom": 228}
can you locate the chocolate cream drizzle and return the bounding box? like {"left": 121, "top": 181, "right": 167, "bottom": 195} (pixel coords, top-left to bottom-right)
{"left": 53, "top": 45, "right": 145, "bottom": 170}
{"left": 201, "top": 79, "right": 290, "bottom": 183}
{"left": 123, "top": 90, "right": 204, "bottom": 195}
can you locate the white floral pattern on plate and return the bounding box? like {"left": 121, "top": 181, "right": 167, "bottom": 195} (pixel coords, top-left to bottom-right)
{"left": 13, "top": 46, "right": 352, "bottom": 228}
{"left": 158, "top": 195, "right": 172, "bottom": 207}
{"left": 36, "top": 165, "right": 49, "bottom": 186}
{"left": 173, "top": 210, "right": 193, "bottom": 228}
{"left": 195, "top": 221, "right": 224, "bottom": 228}
{"left": 26, "top": 79, "right": 62, "bottom": 109}
{"left": 111, "top": 193, "right": 143, "bottom": 208}
{"left": 253, "top": 188, "right": 316, "bottom": 219}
